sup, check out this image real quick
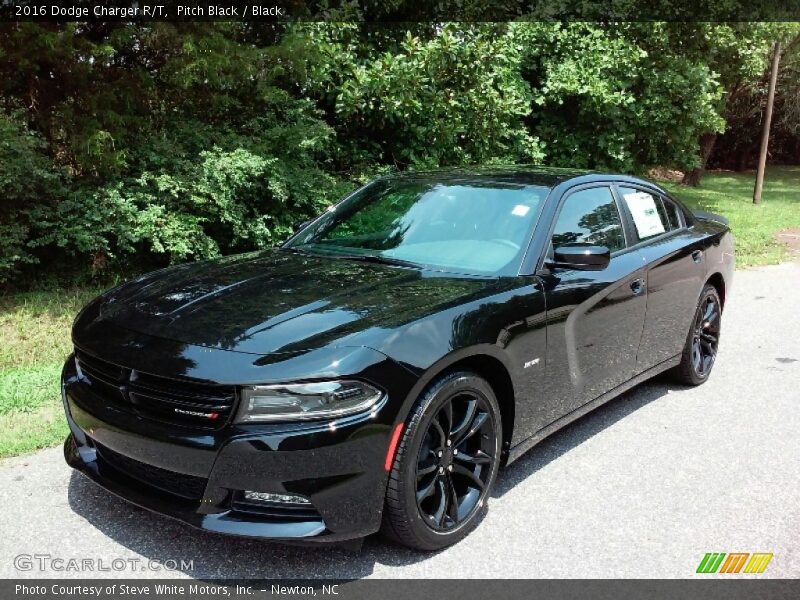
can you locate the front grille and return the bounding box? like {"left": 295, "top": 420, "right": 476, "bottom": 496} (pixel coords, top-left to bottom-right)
{"left": 75, "top": 350, "right": 237, "bottom": 430}
{"left": 96, "top": 443, "right": 208, "bottom": 500}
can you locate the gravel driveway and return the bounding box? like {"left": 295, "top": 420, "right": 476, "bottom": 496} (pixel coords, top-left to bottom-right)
{"left": 2, "top": 262, "right": 799, "bottom": 579}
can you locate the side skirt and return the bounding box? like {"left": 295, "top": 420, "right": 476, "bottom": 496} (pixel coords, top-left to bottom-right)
{"left": 505, "top": 354, "right": 681, "bottom": 465}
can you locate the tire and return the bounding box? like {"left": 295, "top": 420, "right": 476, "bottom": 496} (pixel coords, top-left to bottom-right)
{"left": 673, "top": 284, "right": 722, "bottom": 385}
{"left": 381, "top": 371, "right": 502, "bottom": 551}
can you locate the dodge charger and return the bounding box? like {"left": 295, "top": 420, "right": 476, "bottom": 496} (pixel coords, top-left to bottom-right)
{"left": 62, "top": 167, "right": 734, "bottom": 550}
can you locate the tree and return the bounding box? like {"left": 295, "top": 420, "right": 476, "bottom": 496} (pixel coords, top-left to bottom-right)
{"left": 301, "top": 23, "right": 544, "bottom": 170}
{"left": 514, "top": 22, "right": 726, "bottom": 173}
{"left": 670, "top": 23, "right": 779, "bottom": 185}
{"left": 2, "top": 21, "right": 795, "bottom": 286}
{"left": 0, "top": 22, "right": 346, "bottom": 282}
{"left": 709, "top": 29, "right": 800, "bottom": 172}
{"left": 753, "top": 41, "right": 782, "bottom": 204}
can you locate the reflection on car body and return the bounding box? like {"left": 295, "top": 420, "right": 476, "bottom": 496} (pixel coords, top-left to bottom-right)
{"left": 62, "top": 166, "right": 734, "bottom": 550}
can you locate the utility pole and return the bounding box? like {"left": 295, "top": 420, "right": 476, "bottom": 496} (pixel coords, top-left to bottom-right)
{"left": 753, "top": 41, "right": 782, "bottom": 205}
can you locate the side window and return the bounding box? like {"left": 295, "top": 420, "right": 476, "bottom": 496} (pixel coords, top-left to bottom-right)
{"left": 618, "top": 186, "right": 672, "bottom": 240}
{"left": 552, "top": 186, "right": 626, "bottom": 253}
{"left": 659, "top": 195, "right": 683, "bottom": 230}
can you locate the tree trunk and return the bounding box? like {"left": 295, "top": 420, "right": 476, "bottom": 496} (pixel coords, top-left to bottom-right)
{"left": 754, "top": 41, "right": 782, "bottom": 204}
{"left": 681, "top": 133, "right": 718, "bottom": 186}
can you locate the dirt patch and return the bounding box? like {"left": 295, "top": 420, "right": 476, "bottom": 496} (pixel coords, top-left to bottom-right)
{"left": 775, "top": 228, "right": 800, "bottom": 260}
{"left": 647, "top": 167, "right": 685, "bottom": 183}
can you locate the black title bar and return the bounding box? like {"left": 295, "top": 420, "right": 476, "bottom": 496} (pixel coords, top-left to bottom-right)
{"left": 1, "top": 0, "right": 799, "bottom": 22}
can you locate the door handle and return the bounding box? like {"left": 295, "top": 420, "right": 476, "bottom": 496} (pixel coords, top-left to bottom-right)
{"left": 692, "top": 249, "right": 704, "bottom": 263}
{"left": 630, "top": 278, "right": 645, "bottom": 296}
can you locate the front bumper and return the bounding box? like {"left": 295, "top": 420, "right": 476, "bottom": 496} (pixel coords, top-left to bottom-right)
{"left": 62, "top": 348, "right": 417, "bottom": 543}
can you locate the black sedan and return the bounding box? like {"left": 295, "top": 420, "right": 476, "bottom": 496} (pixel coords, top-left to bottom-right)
{"left": 62, "top": 167, "right": 734, "bottom": 550}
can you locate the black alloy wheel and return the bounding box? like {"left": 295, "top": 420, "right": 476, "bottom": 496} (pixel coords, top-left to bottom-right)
{"left": 674, "top": 284, "right": 722, "bottom": 385}
{"left": 381, "top": 371, "right": 502, "bottom": 550}
{"left": 415, "top": 390, "right": 496, "bottom": 531}
{"left": 691, "top": 293, "right": 721, "bottom": 377}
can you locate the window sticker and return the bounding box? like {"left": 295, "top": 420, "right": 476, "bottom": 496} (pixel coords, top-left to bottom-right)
{"left": 511, "top": 204, "right": 531, "bottom": 217}
{"left": 623, "top": 191, "right": 665, "bottom": 237}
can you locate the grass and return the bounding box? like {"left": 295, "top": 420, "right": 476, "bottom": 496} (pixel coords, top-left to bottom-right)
{"left": 1, "top": 167, "right": 798, "bottom": 459}
{"left": 0, "top": 289, "right": 99, "bottom": 457}
{"left": 661, "top": 166, "right": 800, "bottom": 267}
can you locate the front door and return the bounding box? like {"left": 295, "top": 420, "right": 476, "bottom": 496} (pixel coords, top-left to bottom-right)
{"left": 537, "top": 185, "right": 648, "bottom": 426}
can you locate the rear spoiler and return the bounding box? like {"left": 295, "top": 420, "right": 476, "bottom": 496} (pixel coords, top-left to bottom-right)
{"left": 692, "top": 209, "right": 729, "bottom": 227}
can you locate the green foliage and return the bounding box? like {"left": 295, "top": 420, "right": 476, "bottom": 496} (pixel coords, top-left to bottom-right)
{"left": 710, "top": 25, "right": 800, "bottom": 169}
{"left": 304, "top": 23, "right": 543, "bottom": 168}
{"left": 512, "top": 22, "right": 728, "bottom": 172}
{"left": 0, "top": 21, "right": 794, "bottom": 285}
{"left": 0, "top": 113, "right": 65, "bottom": 277}
{"left": 0, "top": 23, "right": 351, "bottom": 282}
{"left": 29, "top": 134, "right": 347, "bottom": 267}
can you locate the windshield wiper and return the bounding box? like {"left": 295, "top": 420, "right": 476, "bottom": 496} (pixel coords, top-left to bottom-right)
{"left": 285, "top": 245, "right": 423, "bottom": 269}
{"left": 281, "top": 246, "right": 314, "bottom": 256}
{"left": 335, "top": 253, "right": 422, "bottom": 269}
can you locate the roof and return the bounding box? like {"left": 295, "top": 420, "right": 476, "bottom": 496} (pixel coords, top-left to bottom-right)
{"left": 381, "top": 165, "right": 602, "bottom": 188}
{"left": 380, "top": 165, "right": 665, "bottom": 194}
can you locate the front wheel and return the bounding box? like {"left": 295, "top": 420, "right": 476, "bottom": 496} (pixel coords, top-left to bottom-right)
{"left": 673, "top": 284, "right": 722, "bottom": 385}
{"left": 381, "top": 371, "right": 502, "bottom": 551}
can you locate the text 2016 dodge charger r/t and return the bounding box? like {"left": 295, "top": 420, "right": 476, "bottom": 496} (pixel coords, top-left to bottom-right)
{"left": 63, "top": 167, "right": 734, "bottom": 550}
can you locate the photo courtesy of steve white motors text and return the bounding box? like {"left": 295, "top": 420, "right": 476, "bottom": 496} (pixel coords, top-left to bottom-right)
{"left": 15, "top": 583, "right": 341, "bottom": 597}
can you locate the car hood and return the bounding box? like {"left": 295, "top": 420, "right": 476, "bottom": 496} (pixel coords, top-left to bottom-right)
{"left": 85, "top": 249, "right": 502, "bottom": 355}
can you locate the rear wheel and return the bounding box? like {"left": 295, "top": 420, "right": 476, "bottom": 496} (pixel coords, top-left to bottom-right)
{"left": 381, "top": 371, "right": 502, "bottom": 551}
{"left": 673, "top": 284, "right": 722, "bottom": 385}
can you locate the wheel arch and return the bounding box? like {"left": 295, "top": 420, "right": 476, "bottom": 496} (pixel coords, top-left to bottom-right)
{"left": 706, "top": 271, "right": 726, "bottom": 308}
{"left": 398, "top": 345, "right": 516, "bottom": 465}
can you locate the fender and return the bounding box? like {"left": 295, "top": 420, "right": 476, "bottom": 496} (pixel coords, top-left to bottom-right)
{"left": 395, "top": 343, "right": 516, "bottom": 426}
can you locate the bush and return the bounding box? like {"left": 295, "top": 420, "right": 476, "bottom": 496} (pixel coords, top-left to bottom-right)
{"left": 0, "top": 22, "right": 786, "bottom": 286}
{"left": 0, "top": 114, "right": 65, "bottom": 281}
{"left": 305, "top": 23, "right": 544, "bottom": 168}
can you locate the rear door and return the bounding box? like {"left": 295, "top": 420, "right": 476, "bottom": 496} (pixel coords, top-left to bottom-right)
{"left": 613, "top": 184, "right": 706, "bottom": 372}
{"left": 537, "top": 184, "right": 648, "bottom": 424}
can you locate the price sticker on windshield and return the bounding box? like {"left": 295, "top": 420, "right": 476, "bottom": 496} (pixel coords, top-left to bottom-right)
{"left": 623, "top": 191, "right": 665, "bottom": 237}
{"left": 511, "top": 204, "right": 531, "bottom": 217}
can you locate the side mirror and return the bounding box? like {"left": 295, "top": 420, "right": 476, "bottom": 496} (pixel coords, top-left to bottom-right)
{"left": 292, "top": 219, "right": 311, "bottom": 233}
{"left": 549, "top": 244, "right": 611, "bottom": 271}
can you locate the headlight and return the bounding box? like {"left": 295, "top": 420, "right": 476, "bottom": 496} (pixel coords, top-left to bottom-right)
{"left": 235, "top": 380, "right": 383, "bottom": 423}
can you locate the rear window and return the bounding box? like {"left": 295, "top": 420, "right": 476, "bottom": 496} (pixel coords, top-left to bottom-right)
{"left": 660, "top": 196, "right": 683, "bottom": 230}
{"left": 618, "top": 186, "right": 679, "bottom": 240}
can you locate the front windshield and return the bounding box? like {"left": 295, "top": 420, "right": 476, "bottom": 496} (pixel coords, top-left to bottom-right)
{"left": 286, "top": 178, "right": 549, "bottom": 276}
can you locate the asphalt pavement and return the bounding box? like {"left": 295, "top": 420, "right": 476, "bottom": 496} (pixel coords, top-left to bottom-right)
{"left": 1, "top": 262, "right": 799, "bottom": 579}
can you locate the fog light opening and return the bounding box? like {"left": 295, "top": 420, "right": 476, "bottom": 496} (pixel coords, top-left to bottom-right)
{"left": 243, "top": 491, "right": 311, "bottom": 505}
